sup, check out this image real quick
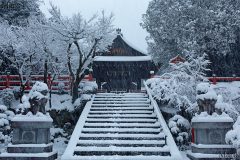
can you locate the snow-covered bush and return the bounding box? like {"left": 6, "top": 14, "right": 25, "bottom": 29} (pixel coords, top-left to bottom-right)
{"left": 12, "top": 86, "right": 21, "bottom": 100}
{"left": 15, "top": 95, "right": 30, "bottom": 114}
{"left": 226, "top": 116, "right": 240, "bottom": 149}
{"left": 0, "top": 105, "right": 15, "bottom": 143}
{"left": 73, "top": 94, "right": 92, "bottom": 111}
{"left": 212, "top": 82, "right": 240, "bottom": 117}
{"left": 168, "top": 115, "right": 191, "bottom": 149}
{"left": 0, "top": 88, "right": 14, "bottom": 108}
{"left": 147, "top": 54, "right": 210, "bottom": 117}
{"left": 79, "top": 81, "right": 98, "bottom": 94}
{"left": 50, "top": 127, "right": 68, "bottom": 140}
{"left": 57, "top": 82, "right": 65, "bottom": 95}
{"left": 216, "top": 95, "right": 239, "bottom": 121}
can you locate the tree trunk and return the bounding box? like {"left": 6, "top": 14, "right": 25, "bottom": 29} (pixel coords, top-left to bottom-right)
{"left": 72, "top": 82, "right": 79, "bottom": 103}
{"left": 49, "top": 88, "right": 52, "bottom": 109}
{"left": 44, "top": 59, "right": 48, "bottom": 84}
{"left": 71, "top": 75, "right": 85, "bottom": 103}
{"left": 19, "top": 84, "right": 25, "bottom": 103}
{"left": 18, "top": 73, "right": 25, "bottom": 103}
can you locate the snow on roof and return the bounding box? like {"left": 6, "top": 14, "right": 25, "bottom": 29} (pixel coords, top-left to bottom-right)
{"left": 121, "top": 36, "right": 149, "bottom": 55}
{"left": 94, "top": 56, "right": 152, "bottom": 62}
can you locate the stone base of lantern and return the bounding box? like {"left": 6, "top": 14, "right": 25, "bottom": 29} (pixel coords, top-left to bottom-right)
{"left": 187, "top": 114, "right": 236, "bottom": 160}
{"left": 0, "top": 115, "right": 57, "bottom": 160}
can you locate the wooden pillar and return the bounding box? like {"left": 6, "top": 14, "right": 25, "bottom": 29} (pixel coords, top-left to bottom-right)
{"left": 137, "top": 79, "right": 141, "bottom": 90}
{"left": 97, "top": 80, "right": 101, "bottom": 90}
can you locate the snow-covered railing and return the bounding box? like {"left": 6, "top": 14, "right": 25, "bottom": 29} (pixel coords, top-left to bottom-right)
{"left": 208, "top": 76, "right": 240, "bottom": 84}
{"left": 144, "top": 81, "right": 182, "bottom": 160}
{"left": 151, "top": 75, "right": 240, "bottom": 85}
{"left": 61, "top": 95, "right": 95, "bottom": 160}
{"left": 0, "top": 74, "right": 92, "bottom": 91}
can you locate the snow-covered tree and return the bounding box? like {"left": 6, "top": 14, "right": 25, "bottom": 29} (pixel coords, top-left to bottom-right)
{"left": 142, "top": 0, "right": 240, "bottom": 75}
{"left": 0, "top": 22, "right": 38, "bottom": 100}
{"left": 146, "top": 54, "right": 210, "bottom": 116}
{"left": 48, "top": 5, "right": 115, "bottom": 102}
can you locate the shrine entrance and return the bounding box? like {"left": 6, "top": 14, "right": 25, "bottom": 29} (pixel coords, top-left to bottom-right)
{"left": 93, "top": 29, "right": 155, "bottom": 92}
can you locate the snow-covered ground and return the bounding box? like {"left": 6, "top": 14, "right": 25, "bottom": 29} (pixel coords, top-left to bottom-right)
{"left": 46, "top": 94, "right": 73, "bottom": 111}
{"left": 0, "top": 82, "right": 240, "bottom": 159}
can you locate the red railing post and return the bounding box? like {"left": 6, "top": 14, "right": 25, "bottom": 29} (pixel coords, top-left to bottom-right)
{"left": 25, "top": 76, "right": 31, "bottom": 90}
{"left": 88, "top": 69, "right": 93, "bottom": 81}
{"left": 6, "top": 72, "right": 10, "bottom": 88}
{"left": 212, "top": 74, "right": 217, "bottom": 85}
{"left": 191, "top": 128, "right": 195, "bottom": 143}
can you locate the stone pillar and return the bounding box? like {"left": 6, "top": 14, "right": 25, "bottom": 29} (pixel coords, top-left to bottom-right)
{"left": 187, "top": 114, "right": 236, "bottom": 160}
{"left": 0, "top": 115, "right": 57, "bottom": 160}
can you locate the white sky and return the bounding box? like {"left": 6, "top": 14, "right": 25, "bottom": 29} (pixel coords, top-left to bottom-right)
{"left": 40, "top": 0, "right": 151, "bottom": 53}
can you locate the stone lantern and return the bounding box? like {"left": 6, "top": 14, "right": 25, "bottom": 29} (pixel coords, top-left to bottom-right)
{"left": 187, "top": 83, "right": 236, "bottom": 160}
{"left": 0, "top": 82, "right": 57, "bottom": 160}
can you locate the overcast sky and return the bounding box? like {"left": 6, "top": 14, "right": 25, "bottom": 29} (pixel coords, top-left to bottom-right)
{"left": 40, "top": 0, "right": 151, "bottom": 53}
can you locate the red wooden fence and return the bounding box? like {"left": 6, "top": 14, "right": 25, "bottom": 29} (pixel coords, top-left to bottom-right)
{"left": 152, "top": 75, "right": 240, "bottom": 85}
{"left": 0, "top": 74, "right": 239, "bottom": 91}
{"left": 0, "top": 74, "right": 93, "bottom": 91}
{"left": 208, "top": 77, "right": 240, "bottom": 85}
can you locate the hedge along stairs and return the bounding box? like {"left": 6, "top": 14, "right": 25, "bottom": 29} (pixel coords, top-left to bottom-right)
{"left": 62, "top": 84, "right": 182, "bottom": 160}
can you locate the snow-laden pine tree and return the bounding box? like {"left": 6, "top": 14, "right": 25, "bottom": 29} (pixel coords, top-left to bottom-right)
{"left": 141, "top": 0, "right": 240, "bottom": 75}
{"left": 0, "top": 0, "right": 42, "bottom": 26}
{"left": 48, "top": 5, "right": 115, "bottom": 103}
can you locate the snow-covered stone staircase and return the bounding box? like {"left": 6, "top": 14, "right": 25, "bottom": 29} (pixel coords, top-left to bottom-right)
{"left": 62, "top": 86, "right": 182, "bottom": 160}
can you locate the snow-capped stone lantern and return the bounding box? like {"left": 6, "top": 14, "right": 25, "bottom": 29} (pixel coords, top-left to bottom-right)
{"left": 196, "top": 83, "right": 217, "bottom": 115}
{"left": 0, "top": 81, "right": 57, "bottom": 159}
{"left": 187, "top": 83, "right": 236, "bottom": 160}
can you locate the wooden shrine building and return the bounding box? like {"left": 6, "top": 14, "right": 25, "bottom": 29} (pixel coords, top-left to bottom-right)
{"left": 93, "top": 29, "right": 154, "bottom": 91}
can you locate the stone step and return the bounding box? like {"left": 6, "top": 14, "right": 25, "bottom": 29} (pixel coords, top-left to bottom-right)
{"left": 93, "top": 101, "right": 150, "bottom": 104}
{"left": 73, "top": 146, "right": 170, "bottom": 156}
{"left": 91, "top": 104, "right": 149, "bottom": 107}
{"left": 187, "top": 152, "right": 236, "bottom": 160}
{"left": 95, "top": 96, "right": 148, "bottom": 98}
{"left": 79, "top": 133, "right": 166, "bottom": 140}
{"left": 84, "top": 122, "right": 161, "bottom": 128}
{"left": 89, "top": 110, "right": 154, "bottom": 114}
{"left": 85, "top": 118, "right": 157, "bottom": 123}
{"left": 87, "top": 113, "right": 156, "bottom": 118}
{"left": 90, "top": 107, "right": 153, "bottom": 111}
{"left": 77, "top": 139, "right": 165, "bottom": 146}
{"left": 7, "top": 143, "right": 53, "bottom": 153}
{"left": 0, "top": 151, "right": 57, "bottom": 160}
{"left": 94, "top": 98, "right": 149, "bottom": 101}
{"left": 64, "top": 155, "right": 171, "bottom": 160}
{"left": 81, "top": 127, "right": 162, "bottom": 133}
{"left": 87, "top": 116, "right": 157, "bottom": 119}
